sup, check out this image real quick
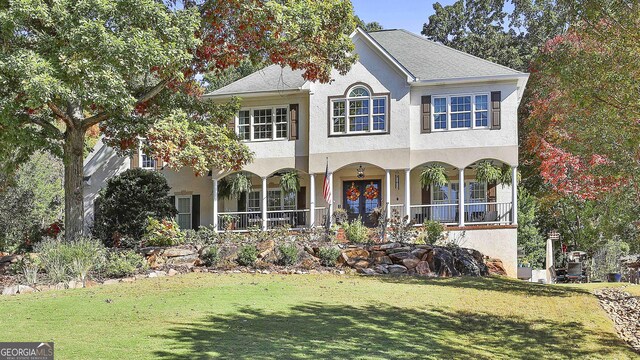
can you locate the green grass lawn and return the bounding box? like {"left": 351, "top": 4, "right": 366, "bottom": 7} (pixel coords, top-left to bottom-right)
{"left": 1, "top": 274, "right": 638, "bottom": 359}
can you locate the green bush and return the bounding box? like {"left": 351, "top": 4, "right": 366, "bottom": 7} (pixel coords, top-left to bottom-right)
{"left": 142, "top": 217, "right": 185, "bottom": 247}
{"left": 201, "top": 246, "right": 220, "bottom": 267}
{"left": 103, "top": 250, "right": 148, "bottom": 278}
{"left": 332, "top": 208, "right": 348, "bottom": 225}
{"left": 318, "top": 247, "right": 341, "bottom": 267}
{"left": 278, "top": 243, "right": 299, "bottom": 266}
{"left": 422, "top": 220, "right": 445, "bottom": 245}
{"left": 237, "top": 245, "right": 258, "bottom": 266}
{"left": 343, "top": 217, "right": 370, "bottom": 244}
{"left": 92, "top": 168, "right": 176, "bottom": 247}
{"left": 185, "top": 225, "right": 219, "bottom": 246}
{"left": 35, "top": 237, "right": 106, "bottom": 284}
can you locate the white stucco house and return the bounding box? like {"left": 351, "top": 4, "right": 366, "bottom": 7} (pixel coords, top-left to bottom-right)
{"left": 83, "top": 28, "right": 529, "bottom": 276}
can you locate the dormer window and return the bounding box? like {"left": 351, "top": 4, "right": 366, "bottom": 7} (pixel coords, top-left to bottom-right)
{"left": 329, "top": 84, "right": 390, "bottom": 136}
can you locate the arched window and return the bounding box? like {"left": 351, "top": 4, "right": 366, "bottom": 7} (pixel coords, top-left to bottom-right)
{"left": 330, "top": 84, "right": 389, "bottom": 135}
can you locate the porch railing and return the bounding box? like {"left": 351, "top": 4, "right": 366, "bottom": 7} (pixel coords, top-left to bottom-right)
{"left": 409, "top": 204, "right": 459, "bottom": 225}
{"left": 389, "top": 204, "right": 406, "bottom": 219}
{"left": 314, "top": 207, "right": 329, "bottom": 227}
{"left": 266, "top": 209, "right": 310, "bottom": 229}
{"left": 217, "top": 211, "right": 262, "bottom": 232}
{"left": 464, "top": 202, "right": 512, "bottom": 225}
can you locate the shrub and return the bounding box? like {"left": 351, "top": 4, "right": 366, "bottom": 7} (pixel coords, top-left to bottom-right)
{"left": 591, "top": 239, "right": 630, "bottom": 280}
{"left": 318, "top": 247, "right": 341, "bottom": 267}
{"left": 422, "top": 220, "right": 445, "bottom": 245}
{"left": 278, "top": 243, "right": 299, "bottom": 266}
{"left": 185, "top": 225, "right": 219, "bottom": 246}
{"left": 343, "top": 217, "right": 370, "bottom": 244}
{"left": 237, "top": 245, "right": 258, "bottom": 266}
{"left": 35, "top": 237, "right": 106, "bottom": 284}
{"left": 20, "top": 256, "right": 40, "bottom": 286}
{"left": 201, "top": 246, "right": 220, "bottom": 267}
{"left": 142, "top": 217, "right": 185, "bottom": 247}
{"left": 92, "top": 168, "right": 176, "bottom": 247}
{"left": 332, "top": 208, "right": 348, "bottom": 225}
{"left": 387, "top": 210, "right": 416, "bottom": 243}
{"left": 66, "top": 237, "right": 106, "bottom": 285}
{"left": 103, "top": 250, "right": 148, "bottom": 278}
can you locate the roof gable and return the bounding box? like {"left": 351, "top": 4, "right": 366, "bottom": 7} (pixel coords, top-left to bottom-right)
{"left": 206, "top": 64, "right": 307, "bottom": 97}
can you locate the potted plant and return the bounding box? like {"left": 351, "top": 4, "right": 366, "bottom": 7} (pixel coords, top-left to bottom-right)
{"left": 420, "top": 164, "right": 448, "bottom": 189}
{"left": 220, "top": 214, "right": 237, "bottom": 231}
{"left": 279, "top": 171, "right": 300, "bottom": 193}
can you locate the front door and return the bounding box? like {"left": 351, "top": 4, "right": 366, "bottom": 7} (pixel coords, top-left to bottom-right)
{"left": 343, "top": 180, "right": 382, "bottom": 227}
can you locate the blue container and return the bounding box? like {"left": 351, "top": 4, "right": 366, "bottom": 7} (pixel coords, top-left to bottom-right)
{"left": 607, "top": 273, "right": 622, "bottom": 282}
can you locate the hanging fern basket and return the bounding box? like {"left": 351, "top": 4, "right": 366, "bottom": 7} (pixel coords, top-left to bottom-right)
{"left": 229, "top": 172, "right": 253, "bottom": 199}
{"left": 217, "top": 178, "right": 232, "bottom": 200}
{"left": 420, "top": 164, "right": 449, "bottom": 188}
{"left": 279, "top": 171, "right": 300, "bottom": 193}
{"left": 474, "top": 161, "right": 502, "bottom": 184}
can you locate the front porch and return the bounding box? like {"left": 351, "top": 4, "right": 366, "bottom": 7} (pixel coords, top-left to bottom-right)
{"left": 212, "top": 160, "right": 518, "bottom": 232}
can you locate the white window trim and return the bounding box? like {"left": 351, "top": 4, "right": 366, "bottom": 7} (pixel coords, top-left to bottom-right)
{"left": 330, "top": 86, "right": 389, "bottom": 135}
{"left": 431, "top": 93, "right": 491, "bottom": 132}
{"left": 139, "top": 151, "right": 156, "bottom": 170}
{"left": 175, "top": 195, "right": 192, "bottom": 230}
{"left": 246, "top": 188, "right": 298, "bottom": 211}
{"left": 431, "top": 181, "right": 488, "bottom": 204}
{"left": 236, "top": 105, "right": 289, "bottom": 142}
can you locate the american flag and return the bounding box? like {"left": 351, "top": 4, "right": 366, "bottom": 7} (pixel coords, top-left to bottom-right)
{"left": 323, "top": 161, "right": 332, "bottom": 204}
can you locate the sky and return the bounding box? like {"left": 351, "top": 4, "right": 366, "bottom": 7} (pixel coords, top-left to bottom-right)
{"left": 351, "top": 0, "right": 458, "bottom": 35}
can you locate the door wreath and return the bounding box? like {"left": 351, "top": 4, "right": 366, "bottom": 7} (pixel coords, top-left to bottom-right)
{"left": 346, "top": 182, "right": 361, "bottom": 201}
{"left": 364, "top": 182, "right": 379, "bottom": 200}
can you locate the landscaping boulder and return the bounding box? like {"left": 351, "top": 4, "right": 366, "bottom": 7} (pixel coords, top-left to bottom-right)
{"left": 387, "top": 264, "right": 408, "bottom": 274}
{"left": 162, "top": 247, "right": 196, "bottom": 257}
{"left": 256, "top": 240, "right": 276, "bottom": 259}
{"left": 388, "top": 252, "right": 413, "bottom": 264}
{"left": 415, "top": 261, "right": 434, "bottom": 276}
{"left": 486, "top": 258, "right": 507, "bottom": 276}
{"left": 402, "top": 257, "right": 421, "bottom": 270}
{"left": 430, "top": 248, "right": 459, "bottom": 277}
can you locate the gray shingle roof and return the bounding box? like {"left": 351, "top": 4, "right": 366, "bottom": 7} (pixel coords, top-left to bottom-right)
{"left": 206, "top": 64, "right": 306, "bottom": 97}
{"left": 368, "top": 29, "right": 523, "bottom": 80}
{"left": 206, "top": 29, "right": 524, "bottom": 97}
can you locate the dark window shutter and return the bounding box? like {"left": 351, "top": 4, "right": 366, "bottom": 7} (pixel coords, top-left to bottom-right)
{"left": 421, "top": 96, "right": 431, "bottom": 133}
{"left": 289, "top": 104, "right": 299, "bottom": 140}
{"left": 154, "top": 157, "right": 163, "bottom": 171}
{"left": 421, "top": 186, "right": 431, "bottom": 205}
{"left": 130, "top": 145, "right": 140, "bottom": 169}
{"left": 297, "top": 186, "right": 306, "bottom": 210}
{"left": 191, "top": 195, "right": 200, "bottom": 230}
{"left": 237, "top": 193, "right": 247, "bottom": 212}
{"left": 169, "top": 196, "right": 176, "bottom": 213}
{"left": 487, "top": 181, "right": 497, "bottom": 202}
{"left": 227, "top": 115, "right": 236, "bottom": 134}
{"left": 491, "top": 91, "right": 501, "bottom": 129}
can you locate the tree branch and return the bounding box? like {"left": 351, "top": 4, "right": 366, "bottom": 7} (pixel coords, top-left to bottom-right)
{"left": 47, "top": 102, "right": 74, "bottom": 129}
{"left": 31, "top": 117, "right": 63, "bottom": 139}
{"left": 81, "top": 79, "right": 170, "bottom": 130}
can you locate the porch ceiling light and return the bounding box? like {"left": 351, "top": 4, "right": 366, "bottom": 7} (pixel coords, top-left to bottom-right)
{"left": 356, "top": 164, "right": 365, "bottom": 179}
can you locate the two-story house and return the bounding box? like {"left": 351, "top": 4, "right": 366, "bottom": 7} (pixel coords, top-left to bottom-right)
{"left": 83, "top": 28, "right": 528, "bottom": 276}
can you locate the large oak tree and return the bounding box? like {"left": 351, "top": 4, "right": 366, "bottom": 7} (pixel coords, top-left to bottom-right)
{"left": 0, "top": 0, "right": 358, "bottom": 240}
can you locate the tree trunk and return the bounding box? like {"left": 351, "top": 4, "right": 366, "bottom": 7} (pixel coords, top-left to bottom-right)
{"left": 64, "top": 126, "right": 86, "bottom": 241}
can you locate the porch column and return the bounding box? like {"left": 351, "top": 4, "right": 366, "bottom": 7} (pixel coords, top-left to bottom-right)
{"left": 309, "top": 173, "right": 316, "bottom": 227}
{"left": 404, "top": 168, "right": 411, "bottom": 223}
{"left": 328, "top": 172, "right": 334, "bottom": 226}
{"left": 212, "top": 177, "right": 219, "bottom": 233}
{"left": 261, "top": 176, "right": 268, "bottom": 230}
{"left": 458, "top": 168, "right": 465, "bottom": 227}
{"left": 512, "top": 166, "right": 518, "bottom": 225}
{"left": 385, "top": 169, "right": 391, "bottom": 219}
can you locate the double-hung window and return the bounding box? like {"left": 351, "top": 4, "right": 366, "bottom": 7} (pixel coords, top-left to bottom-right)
{"left": 140, "top": 152, "right": 156, "bottom": 169}
{"left": 236, "top": 106, "right": 288, "bottom": 141}
{"left": 431, "top": 94, "right": 490, "bottom": 130}
{"left": 176, "top": 196, "right": 192, "bottom": 230}
{"left": 330, "top": 85, "right": 389, "bottom": 135}
{"left": 247, "top": 191, "right": 261, "bottom": 212}
{"left": 267, "top": 189, "right": 297, "bottom": 211}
